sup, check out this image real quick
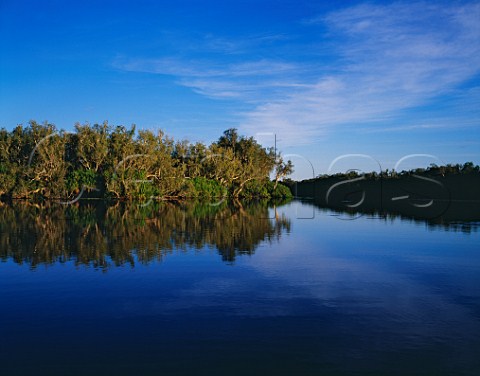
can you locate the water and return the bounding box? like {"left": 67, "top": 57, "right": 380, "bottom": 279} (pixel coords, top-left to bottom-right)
{"left": 0, "top": 200, "right": 479, "bottom": 375}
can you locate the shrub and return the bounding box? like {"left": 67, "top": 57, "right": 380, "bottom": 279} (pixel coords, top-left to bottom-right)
{"left": 191, "top": 177, "right": 227, "bottom": 198}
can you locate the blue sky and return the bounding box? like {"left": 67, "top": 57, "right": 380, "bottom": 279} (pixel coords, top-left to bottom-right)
{"left": 1, "top": 0, "right": 479, "bottom": 178}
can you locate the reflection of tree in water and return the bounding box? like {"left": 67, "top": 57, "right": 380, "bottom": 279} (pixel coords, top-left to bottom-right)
{"left": 0, "top": 200, "right": 291, "bottom": 268}
{"left": 310, "top": 201, "right": 480, "bottom": 234}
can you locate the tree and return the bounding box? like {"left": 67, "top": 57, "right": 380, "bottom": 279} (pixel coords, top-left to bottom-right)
{"left": 104, "top": 124, "right": 137, "bottom": 197}
{"left": 75, "top": 121, "right": 109, "bottom": 173}
{"left": 273, "top": 155, "right": 294, "bottom": 190}
{"left": 212, "top": 129, "right": 276, "bottom": 196}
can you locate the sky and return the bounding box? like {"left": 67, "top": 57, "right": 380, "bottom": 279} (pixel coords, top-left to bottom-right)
{"left": 1, "top": 0, "right": 479, "bottom": 178}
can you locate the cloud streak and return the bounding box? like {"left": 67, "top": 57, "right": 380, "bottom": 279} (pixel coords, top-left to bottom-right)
{"left": 242, "top": 2, "right": 480, "bottom": 144}
{"left": 114, "top": 2, "right": 480, "bottom": 145}
{"left": 113, "top": 56, "right": 303, "bottom": 100}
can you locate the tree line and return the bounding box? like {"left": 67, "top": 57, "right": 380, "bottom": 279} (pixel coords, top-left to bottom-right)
{"left": 306, "top": 162, "right": 480, "bottom": 182}
{"left": 0, "top": 121, "right": 293, "bottom": 200}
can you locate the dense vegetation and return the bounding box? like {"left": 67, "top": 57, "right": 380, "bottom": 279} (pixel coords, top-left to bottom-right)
{"left": 0, "top": 121, "right": 293, "bottom": 201}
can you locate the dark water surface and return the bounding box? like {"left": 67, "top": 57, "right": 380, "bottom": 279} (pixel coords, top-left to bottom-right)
{"left": 0, "top": 201, "right": 479, "bottom": 375}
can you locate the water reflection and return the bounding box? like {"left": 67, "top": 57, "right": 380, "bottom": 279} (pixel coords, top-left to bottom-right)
{"left": 295, "top": 175, "right": 480, "bottom": 231}
{"left": 1, "top": 200, "right": 479, "bottom": 375}
{"left": 0, "top": 200, "right": 291, "bottom": 267}
{"left": 304, "top": 198, "right": 480, "bottom": 234}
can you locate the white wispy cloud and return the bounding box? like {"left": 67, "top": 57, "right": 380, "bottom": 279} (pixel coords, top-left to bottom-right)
{"left": 241, "top": 2, "right": 480, "bottom": 144}
{"left": 113, "top": 55, "right": 303, "bottom": 100}
{"left": 114, "top": 2, "right": 480, "bottom": 145}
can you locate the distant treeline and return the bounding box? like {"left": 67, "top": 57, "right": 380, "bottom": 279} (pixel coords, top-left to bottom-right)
{"left": 289, "top": 161, "right": 480, "bottom": 222}
{"left": 0, "top": 121, "right": 293, "bottom": 201}
{"left": 305, "top": 162, "right": 480, "bottom": 181}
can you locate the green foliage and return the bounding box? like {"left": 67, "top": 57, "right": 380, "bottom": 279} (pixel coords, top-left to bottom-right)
{"left": 66, "top": 169, "right": 98, "bottom": 191}
{"left": 190, "top": 177, "right": 228, "bottom": 198}
{"left": 241, "top": 180, "right": 270, "bottom": 198}
{"left": 237, "top": 180, "right": 293, "bottom": 199}
{"left": 0, "top": 122, "right": 295, "bottom": 201}
{"left": 0, "top": 162, "right": 16, "bottom": 196}
{"left": 268, "top": 181, "right": 293, "bottom": 199}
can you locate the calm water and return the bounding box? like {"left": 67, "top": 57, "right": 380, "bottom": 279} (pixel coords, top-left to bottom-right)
{"left": 0, "top": 200, "right": 479, "bottom": 375}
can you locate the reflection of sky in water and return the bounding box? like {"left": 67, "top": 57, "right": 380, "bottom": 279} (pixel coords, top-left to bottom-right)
{"left": 1, "top": 201, "right": 479, "bottom": 375}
